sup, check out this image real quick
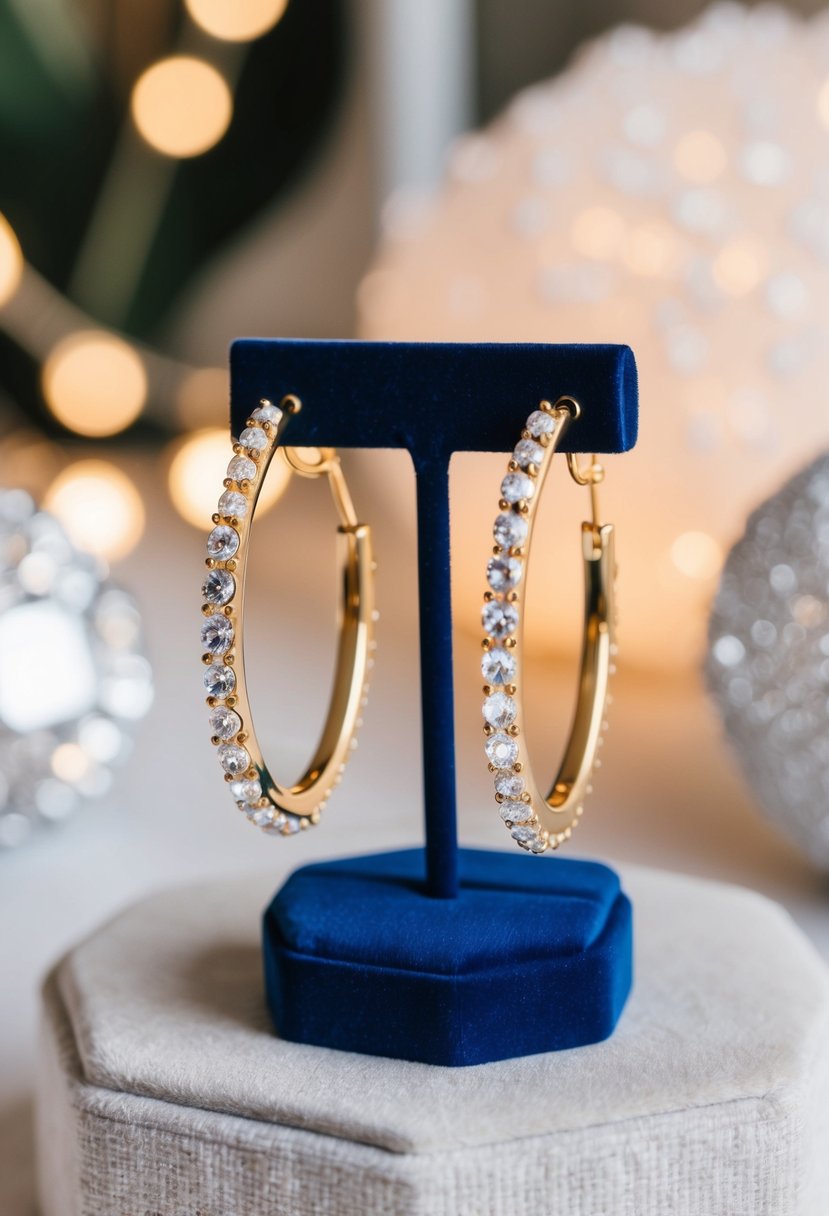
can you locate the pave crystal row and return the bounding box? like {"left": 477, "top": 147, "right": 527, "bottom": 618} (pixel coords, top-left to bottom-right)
{"left": 481, "top": 399, "right": 578, "bottom": 855}
{"left": 200, "top": 400, "right": 309, "bottom": 837}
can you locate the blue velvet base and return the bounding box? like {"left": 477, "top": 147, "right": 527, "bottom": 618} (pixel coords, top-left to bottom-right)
{"left": 263, "top": 848, "right": 633, "bottom": 1066}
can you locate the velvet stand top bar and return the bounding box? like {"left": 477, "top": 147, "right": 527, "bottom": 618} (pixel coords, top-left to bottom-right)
{"left": 230, "top": 339, "right": 638, "bottom": 460}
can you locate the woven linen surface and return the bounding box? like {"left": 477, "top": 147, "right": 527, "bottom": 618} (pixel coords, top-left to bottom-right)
{"left": 37, "top": 863, "right": 829, "bottom": 1215}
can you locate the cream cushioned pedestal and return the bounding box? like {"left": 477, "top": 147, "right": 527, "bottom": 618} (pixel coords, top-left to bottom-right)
{"left": 35, "top": 863, "right": 829, "bottom": 1216}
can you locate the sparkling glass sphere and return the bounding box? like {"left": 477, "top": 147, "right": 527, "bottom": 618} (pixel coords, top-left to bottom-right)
{"left": 706, "top": 452, "right": 829, "bottom": 868}
{"left": 0, "top": 490, "right": 153, "bottom": 848}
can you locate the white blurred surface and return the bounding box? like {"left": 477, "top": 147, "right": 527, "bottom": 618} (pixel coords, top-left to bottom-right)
{"left": 1, "top": 448, "right": 828, "bottom": 1213}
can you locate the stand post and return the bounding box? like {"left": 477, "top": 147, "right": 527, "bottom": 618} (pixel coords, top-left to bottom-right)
{"left": 414, "top": 455, "right": 459, "bottom": 899}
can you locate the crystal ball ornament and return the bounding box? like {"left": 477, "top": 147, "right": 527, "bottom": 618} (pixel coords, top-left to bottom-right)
{"left": 359, "top": 2, "right": 829, "bottom": 672}
{"left": 0, "top": 489, "right": 153, "bottom": 849}
{"left": 705, "top": 453, "right": 829, "bottom": 868}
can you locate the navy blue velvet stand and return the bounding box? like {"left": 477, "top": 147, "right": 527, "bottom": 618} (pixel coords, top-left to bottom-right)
{"left": 231, "top": 339, "right": 638, "bottom": 1067}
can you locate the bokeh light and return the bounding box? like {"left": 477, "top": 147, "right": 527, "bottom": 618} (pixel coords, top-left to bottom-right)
{"left": 570, "top": 206, "right": 625, "bottom": 260}
{"left": 712, "top": 239, "right": 768, "bottom": 297}
{"left": 673, "top": 130, "right": 727, "bottom": 183}
{"left": 185, "top": 0, "right": 289, "bottom": 42}
{"left": 0, "top": 212, "right": 23, "bottom": 308}
{"left": 51, "top": 742, "right": 91, "bottom": 784}
{"left": 167, "top": 427, "right": 291, "bottom": 529}
{"left": 44, "top": 461, "right": 145, "bottom": 561}
{"left": 670, "top": 530, "right": 723, "bottom": 580}
{"left": 817, "top": 78, "right": 829, "bottom": 128}
{"left": 42, "top": 331, "right": 147, "bottom": 437}
{"left": 131, "top": 56, "right": 233, "bottom": 158}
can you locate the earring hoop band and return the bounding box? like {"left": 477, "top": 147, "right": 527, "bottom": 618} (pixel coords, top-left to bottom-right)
{"left": 481, "top": 397, "right": 616, "bottom": 854}
{"left": 200, "top": 396, "right": 375, "bottom": 836}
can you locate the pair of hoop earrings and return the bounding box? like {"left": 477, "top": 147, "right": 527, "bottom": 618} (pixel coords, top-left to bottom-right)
{"left": 200, "top": 395, "right": 615, "bottom": 854}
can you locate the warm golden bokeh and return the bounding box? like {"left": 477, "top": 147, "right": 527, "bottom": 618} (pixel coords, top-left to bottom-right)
{"left": 167, "top": 427, "right": 291, "bottom": 529}
{"left": 0, "top": 211, "right": 23, "bottom": 307}
{"left": 131, "top": 56, "right": 233, "bottom": 158}
{"left": 44, "top": 460, "right": 146, "bottom": 561}
{"left": 673, "top": 129, "right": 727, "bottom": 184}
{"left": 712, "top": 239, "right": 768, "bottom": 297}
{"left": 185, "top": 0, "right": 289, "bottom": 42}
{"left": 42, "top": 331, "right": 147, "bottom": 437}
{"left": 670, "top": 530, "right": 723, "bottom": 581}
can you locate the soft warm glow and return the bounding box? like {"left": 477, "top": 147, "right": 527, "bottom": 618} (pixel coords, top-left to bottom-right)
{"left": 673, "top": 130, "right": 727, "bottom": 183}
{"left": 185, "top": 0, "right": 289, "bottom": 41}
{"left": 0, "top": 212, "right": 23, "bottom": 308}
{"left": 712, "top": 239, "right": 767, "bottom": 297}
{"left": 51, "top": 742, "right": 91, "bottom": 783}
{"left": 167, "top": 428, "right": 290, "bottom": 529}
{"left": 622, "top": 222, "right": 681, "bottom": 278}
{"left": 42, "top": 331, "right": 147, "bottom": 437}
{"left": 670, "top": 530, "right": 723, "bottom": 580}
{"left": 570, "top": 206, "right": 625, "bottom": 260}
{"left": 176, "top": 366, "right": 228, "bottom": 430}
{"left": 44, "top": 461, "right": 145, "bottom": 561}
{"left": 131, "top": 56, "right": 232, "bottom": 158}
{"left": 817, "top": 79, "right": 829, "bottom": 128}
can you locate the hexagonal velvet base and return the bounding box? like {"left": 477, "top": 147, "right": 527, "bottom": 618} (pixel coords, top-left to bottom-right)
{"left": 263, "top": 847, "right": 633, "bottom": 1066}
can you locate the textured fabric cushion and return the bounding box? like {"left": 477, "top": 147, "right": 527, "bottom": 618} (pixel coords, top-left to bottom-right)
{"left": 264, "top": 849, "right": 632, "bottom": 1064}
{"left": 37, "top": 863, "right": 829, "bottom": 1215}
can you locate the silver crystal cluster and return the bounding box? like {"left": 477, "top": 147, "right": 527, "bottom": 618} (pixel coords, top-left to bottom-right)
{"left": 705, "top": 452, "right": 829, "bottom": 867}
{"left": 0, "top": 489, "right": 153, "bottom": 848}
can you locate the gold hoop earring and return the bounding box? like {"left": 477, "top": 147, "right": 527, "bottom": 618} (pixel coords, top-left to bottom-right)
{"left": 200, "top": 396, "right": 375, "bottom": 836}
{"left": 481, "top": 396, "right": 615, "bottom": 854}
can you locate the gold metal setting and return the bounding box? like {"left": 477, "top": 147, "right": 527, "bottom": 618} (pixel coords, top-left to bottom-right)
{"left": 201, "top": 396, "right": 375, "bottom": 837}
{"left": 482, "top": 396, "right": 616, "bottom": 855}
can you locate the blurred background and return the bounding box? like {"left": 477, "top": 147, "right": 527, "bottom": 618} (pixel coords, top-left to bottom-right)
{"left": 4, "top": 0, "right": 829, "bottom": 1209}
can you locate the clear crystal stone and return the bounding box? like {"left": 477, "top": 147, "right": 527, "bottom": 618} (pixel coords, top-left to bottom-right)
{"left": 239, "top": 426, "right": 267, "bottom": 451}
{"left": 511, "top": 824, "right": 539, "bottom": 846}
{"left": 487, "top": 556, "right": 523, "bottom": 592}
{"left": 499, "top": 800, "right": 532, "bottom": 824}
{"left": 218, "top": 490, "right": 247, "bottom": 519}
{"left": 485, "top": 731, "right": 519, "bottom": 768}
{"left": 481, "top": 646, "right": 516, "bottom": 685}
{"left": 529, "top": 836, "right": 548, "bottom": 854}
{"left": 493, "top": 512, "right": 528, "bottom": 548}
{"left": 261, "top": 813, "right": 288, "bottom": 833}
{"left": 218, "top": 742, "right": 249, "bottom": 775}
{"left": 204, "top": 663, "right": 235, "bottom": 697}
{"left": 482, "top": 599, "right": 519, "bottom": 639}
{"left": 206, "top": 525, "right": 239, "bottom": 560}
{"left": 231, "top": 778, "right": 261, "bottom": 803}
{"left": 526, "top": 409, "right": 556, "bottom": 438}
{"left": 280, "top": 815, "right": 301, "bottom": 835}
{"left": 248, "top": 806, "right": 274, "bottom": 827}
{"left": 209, "top": 705, "right": 241, "bottom": 739}
{"left": 513, "top": 438, "right": 544, "bottom": 468}
{"left": 201, "top": 613, "right": 233, "bottom": 654}
{"left": 202, "top": 568, "right": 235, "bottom": 606}
{"left": 501, "top": 472, "right": 535, "bottom": 504}
{"left": 227, "top": 455, "right": 256, "bottom": 482}
{"left": 252, "top": 401, "right": 283, "bottom": 423}
{"left": 495, "top": 771, "right": 524, "bottom": 798}
{"left": 483, "top": 691, "right": 517, "bottom": 728}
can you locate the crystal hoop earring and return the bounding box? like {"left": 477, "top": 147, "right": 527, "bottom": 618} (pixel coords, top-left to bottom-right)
{"left": 200, "top": 396, "right": 375, "bottom": 837}
{"left": 481, "top": 396, "right": 615, "bottom": 854}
